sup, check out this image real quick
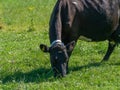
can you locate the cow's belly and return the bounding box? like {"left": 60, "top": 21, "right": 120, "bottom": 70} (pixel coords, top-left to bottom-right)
{"left": 79, "top": 23, "right": 116, "bottom": 41}
{"left": 79, "top": 26, "right": 114, "bottom": 41}
{"left": 79, "top": 14, "right": 118, "bottom": 41}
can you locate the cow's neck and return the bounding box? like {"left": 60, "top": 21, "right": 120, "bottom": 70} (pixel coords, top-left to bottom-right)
{"left": 49, "top": 0, "right": 62, "bottom": 44}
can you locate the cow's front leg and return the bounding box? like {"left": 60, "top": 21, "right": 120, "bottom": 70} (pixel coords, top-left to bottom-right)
{"left": 65, "top": 41, "right": 77, "bottom": 74}
{"left": 102, "top": 41, "right": 117, "bottom": 61}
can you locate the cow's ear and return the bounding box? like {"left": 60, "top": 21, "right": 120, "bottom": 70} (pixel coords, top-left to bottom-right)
{"left": 66, "top": 41, "right": 76, "bottom": 52}
{"left": 40, "top": 44, "right": 50, "bottom": 53}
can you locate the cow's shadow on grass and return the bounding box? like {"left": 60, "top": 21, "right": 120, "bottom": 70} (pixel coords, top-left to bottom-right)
{"left": 2, "top": 67, "right": 54, "bottom": 83}
{"left": 2, "top": 61, "right": 120, "bottom": 83}
{"left": 69, "top": 62, "right": 101, "bottom": 72}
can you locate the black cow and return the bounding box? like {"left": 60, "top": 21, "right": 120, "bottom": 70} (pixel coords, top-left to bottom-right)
{"left": 40, "top": 0, "right": 120, "bottom": 77}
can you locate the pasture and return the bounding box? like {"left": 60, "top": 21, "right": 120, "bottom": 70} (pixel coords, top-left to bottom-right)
{"left": 0, "top": 0, "right": 120, "bottom": 89}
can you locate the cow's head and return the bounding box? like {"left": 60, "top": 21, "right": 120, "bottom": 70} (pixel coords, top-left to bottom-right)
{"left": 40, "top": 40, "right": 75, "bottom": 77}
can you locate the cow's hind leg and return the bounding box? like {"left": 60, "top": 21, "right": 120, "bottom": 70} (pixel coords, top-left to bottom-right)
{"left": 102, "top": 41, "right": 117, "bottom": 61}
{"left": 102, "top": 25, "right": 120, "bottom": 61}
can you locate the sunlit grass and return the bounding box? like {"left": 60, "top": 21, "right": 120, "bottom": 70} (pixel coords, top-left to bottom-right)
{"left": 0, "top": 0, "right": 120, "bottom": 90}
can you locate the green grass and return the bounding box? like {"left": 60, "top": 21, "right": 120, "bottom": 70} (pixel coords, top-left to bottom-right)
{"left": 0, "top": 0, "right": 120, "bottom": 90}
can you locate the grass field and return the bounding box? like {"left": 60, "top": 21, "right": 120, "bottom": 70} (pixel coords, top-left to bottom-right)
{"left": 0, "top": 0, "right": 120, "bottom": 90}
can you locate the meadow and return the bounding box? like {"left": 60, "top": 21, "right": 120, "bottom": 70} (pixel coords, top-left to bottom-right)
{"left": 0, "top": 0, "right": 120, "bottom": 90}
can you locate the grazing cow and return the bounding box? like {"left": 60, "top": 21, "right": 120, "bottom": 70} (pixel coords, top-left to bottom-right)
{"left": 40, "top": 0, "right": 120, "bottom": 77}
